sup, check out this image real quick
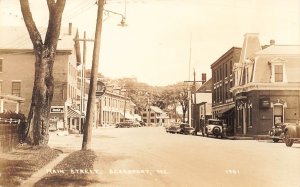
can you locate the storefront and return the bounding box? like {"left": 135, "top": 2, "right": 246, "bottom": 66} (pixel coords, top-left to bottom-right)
{"left": 49, "top": 106, "right": 65, "bottom": 130}
{"left": 235, "top": 90, "right": 300, "bottom": 135}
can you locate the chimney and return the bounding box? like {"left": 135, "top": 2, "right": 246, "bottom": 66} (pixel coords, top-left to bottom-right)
{"left": 68, "top": 22, "right": 72, "bottom": 35}
{"left": 201, "top": 73, "right": 206, "bottom": 83}
{"left": 270, "top": 39, "right": 275, "bottom": 45}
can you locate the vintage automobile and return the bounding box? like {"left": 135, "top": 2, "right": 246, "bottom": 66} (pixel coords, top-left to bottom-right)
{"left": 203, "top": 119, "right": 225, "bottom": 138}
{"left": 166, "top": 125, "right": 181, "bottom": 134}
{"left": 269, "top": 123, "right": 287, "bottom": 143}
{"left": 283, "top": 122, "right": 300, "bottom": 147}
{"left": 115, "top": 121, "right": 133, "bottom": 128}
{"left": 181, "top": 126, "right": 196, "bottom": 135}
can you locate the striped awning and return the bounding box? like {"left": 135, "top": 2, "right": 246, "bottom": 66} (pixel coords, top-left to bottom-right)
{"left": 67, "top": 107, "right": 81, "bottom": 118}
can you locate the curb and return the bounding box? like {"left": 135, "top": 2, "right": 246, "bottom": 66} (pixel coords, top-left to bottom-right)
{"left": 21, "top": 152, "right": 70, "bottom": 186}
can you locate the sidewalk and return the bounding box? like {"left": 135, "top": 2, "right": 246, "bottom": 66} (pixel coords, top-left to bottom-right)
{"left": 21, "top": 152, "right": 70, "bottom": 186}
{"left": 226, "top": 134, "right": 271, "bottom": 140}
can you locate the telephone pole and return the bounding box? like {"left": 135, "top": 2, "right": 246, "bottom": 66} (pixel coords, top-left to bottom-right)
{"left": 74, "top": 31, "right": 94, "bottom": 134}
{"left": 82, "top": 0, "right": 104, "bottom": 150}
{"left": 184, "top": 71, "right": 206, "bottom": 128}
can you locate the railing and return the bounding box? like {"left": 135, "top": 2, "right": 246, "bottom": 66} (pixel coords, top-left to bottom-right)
{"left": 0, "top": 118, "right": 21, "bottom": 124}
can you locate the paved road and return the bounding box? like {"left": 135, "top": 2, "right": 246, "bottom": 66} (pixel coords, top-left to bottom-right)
{"left": 49, "top": 126, "right": 300, "bottom": 187}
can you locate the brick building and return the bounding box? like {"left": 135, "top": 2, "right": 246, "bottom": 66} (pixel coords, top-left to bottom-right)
{"left": 211, "top": 47, "right": 241, "bottom": 135}
{"left": 231, "top": 33, "right": 300, "bottom": 135}
{"left": 0, "top": 24, "right": 82, "bottom": 131}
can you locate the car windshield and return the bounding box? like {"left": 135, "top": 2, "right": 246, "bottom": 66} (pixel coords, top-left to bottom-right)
{"left": 208, "top": 120, "right": 222, "bottom": 125}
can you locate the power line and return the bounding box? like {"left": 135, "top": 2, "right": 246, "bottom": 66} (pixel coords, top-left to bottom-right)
{"left": 2, "top": 0, "right": 96, "bottom": 49}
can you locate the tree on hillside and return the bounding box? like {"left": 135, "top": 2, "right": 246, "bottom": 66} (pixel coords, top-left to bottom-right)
{"left": 20, "top": 0, "right": 66, "bottom": 145}
{"left": 160, "top": 85, "right": 189, "bottom": 122}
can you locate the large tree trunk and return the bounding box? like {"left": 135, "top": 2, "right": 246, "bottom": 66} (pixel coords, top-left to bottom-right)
{"left": 27, "top": 47, "right": 55, "bottom": 145}
{"left": 20, "top": 0, "right": 66, "bottom": 146}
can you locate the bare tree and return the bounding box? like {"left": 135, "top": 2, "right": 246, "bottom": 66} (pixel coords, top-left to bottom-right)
{"left": 20, "top": 0, "right": 66, "bottom": 145}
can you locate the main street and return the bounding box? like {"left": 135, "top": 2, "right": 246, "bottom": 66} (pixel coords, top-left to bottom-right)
{"left": 49, "top": 127, "right": 300, "bottom": 187}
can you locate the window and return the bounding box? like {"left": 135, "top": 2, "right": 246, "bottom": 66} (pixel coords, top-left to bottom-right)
{"left": 150, "top": 119, "right": 154, "bottom": 123}
{"left": 12, "top": 81, "right": 21, "bottom": 96}
{"left": 0, "top": 59, "right": 3, "bottom": 72}
{"left": 150, "top": 113, "right": 155, "bottom": 117}
{"left": 143, "top": 113, "right": 147, "bottom": 117}
{"left": 274, "top": 65, "right": 283, "bottom": 82}
{"left": 270, "top": 58, "right": 286, "bottom": 83}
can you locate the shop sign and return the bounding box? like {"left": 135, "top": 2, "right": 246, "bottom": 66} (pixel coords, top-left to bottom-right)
{"left": 50, "top": 106, "right": 64, "bottom": 113}
{"left": 260, "top": 98, "right": 270, "bottom": 109}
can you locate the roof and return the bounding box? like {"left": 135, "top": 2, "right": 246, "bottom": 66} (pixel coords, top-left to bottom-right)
{"left": 196, "top": 78, "right": 212, "bottom": 93}
{"left": 150, "top": 106, "right": 164, "bottom": 114}
{"left": 238, "top": 33, "right": 262, "bottom": 63}
{"left": 0, "top": 25, "right": 77, "bottom": 51}
{"left": 129, "top": 101, "right": 136, "bottom": 107}
{"left": 256, "top": 45, "right": 300, "bottom": 55}
{"left": 211, "top": 47, "right": 241, "bottom": 68}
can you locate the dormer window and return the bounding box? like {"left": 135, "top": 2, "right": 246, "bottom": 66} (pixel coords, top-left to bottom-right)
{"left": 269, "top": 58, "right": 287, "bottom": 83}
{"left": 274, "top": 65, "right": 283, "bottom": 82}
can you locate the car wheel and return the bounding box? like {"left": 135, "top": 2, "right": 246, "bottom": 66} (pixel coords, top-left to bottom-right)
{"left": 272, "top": 138, "right": 279, "bottom": 143}
{"left": 284, "top": 130, "right": 294, "bottom": 147}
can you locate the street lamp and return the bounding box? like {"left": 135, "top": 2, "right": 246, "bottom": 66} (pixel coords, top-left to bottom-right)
{"left": 97, "top": 0, "right": 128, "bottom": 26}
{"left": 104, "top": 9, "right": 127, "bottom": 27}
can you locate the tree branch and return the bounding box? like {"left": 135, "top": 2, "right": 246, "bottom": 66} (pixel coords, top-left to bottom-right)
{"left": 45, "top": 0, "right": 66, "bottom": 49}
{"left": 20, "top": 0, "right": 43, "bottom": 51}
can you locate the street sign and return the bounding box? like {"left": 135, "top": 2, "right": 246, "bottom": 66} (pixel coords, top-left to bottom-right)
{"left": 96, "top": 81, "right": 106, "bottom": 98}
{"left": 50, "top": 106, "right": 64, "bottom": 113}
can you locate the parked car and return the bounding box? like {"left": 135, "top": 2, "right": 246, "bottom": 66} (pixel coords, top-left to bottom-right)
{"left": 177, "top": 123, "right": 189, "bottom": 133}
{"left": 166, "top": 125, "right": 181, "bottom": 134}
{"left": 269, "top": 123, "right": 287, "bottom": 142}
{"left": 115, "top": 121, "right": 132, "bottom": 128}
{"left": 139, "top": 121, "right": 146, "bottom": 126}
{"left": 283, "top": 122, "right": 300, "bottom": 147}
{"left": 181, "top": 126, "right": 196, "bottom": 135}
{"left": 203, "top": 119, "right": 225, "bottom": 138}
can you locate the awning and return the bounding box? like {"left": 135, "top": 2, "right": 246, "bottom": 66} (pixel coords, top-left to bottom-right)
{"left": 216, "top": 106, "right": 235, "bottom": 117}
{"left": 67, "top": 107, "right": 81, "bottom": 118}
{"left": 120, "top": 113, "right": 134, "bottom": 120}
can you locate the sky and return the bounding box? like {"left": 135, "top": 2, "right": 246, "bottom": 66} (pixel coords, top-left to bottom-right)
{"left": 0, "top": 0, "right": 299, "bottom": 86}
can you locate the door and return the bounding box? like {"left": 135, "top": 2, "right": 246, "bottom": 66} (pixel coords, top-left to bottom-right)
{"left": 273, "top": 104, "right": 283, "bottom": 126}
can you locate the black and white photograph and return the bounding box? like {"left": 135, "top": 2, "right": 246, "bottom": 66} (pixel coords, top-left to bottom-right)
{"left": 0, "top": 0, "right": 300, "bottom": 186}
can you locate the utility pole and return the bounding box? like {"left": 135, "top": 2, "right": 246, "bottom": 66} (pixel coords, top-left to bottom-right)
{"left": 184, "top": 71, "right": 206, "bottom": 128}
{"left": 123, "top": 89, "right": 127, "bottom": 122}
{"left": 147, "top": 98, "right": 151, "bottom": 126}
{"left": 74, "top": 31, "right": 94, "bottom": 134}
{"left": 82, "top": 0, "right": 104, "bottom": 150}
